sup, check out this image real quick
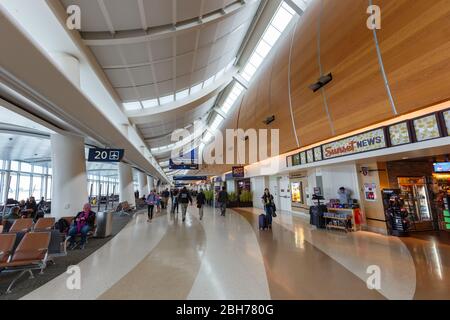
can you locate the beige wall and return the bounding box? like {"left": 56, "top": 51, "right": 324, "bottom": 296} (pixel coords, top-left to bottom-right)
{"left": 357, "top": 162, "right": 389, "bottom": 234}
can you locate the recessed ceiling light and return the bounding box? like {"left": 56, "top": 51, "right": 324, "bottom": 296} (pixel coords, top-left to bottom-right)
{"left": 402, "top": 157, "right": 409, "bottom": 160}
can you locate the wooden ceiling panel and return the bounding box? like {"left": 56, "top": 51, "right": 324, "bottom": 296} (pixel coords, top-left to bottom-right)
{"left": 320, "top": 0, "right": 392, "bottom": 135}
{"left": 374, "top": 0, "right": 450, "bottom": 114}
{"left": 289, "top": 2, "right": 332, "bottom": 147}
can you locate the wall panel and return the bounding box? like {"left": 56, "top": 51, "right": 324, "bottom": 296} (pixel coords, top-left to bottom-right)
{"left": 320, "top": 0, "right": 392, "bottom": 135}
{"left": 374, "top": 0, "right": 450, "bottom": 114}
{"left": 290, "top": 2, "right": 332, "bottom": 147}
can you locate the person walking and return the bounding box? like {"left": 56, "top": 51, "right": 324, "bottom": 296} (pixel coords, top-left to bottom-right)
{"left": 217, "top": 187, "right": 228, "bottom": 216}
{"left": 146, "top": 190, "right": 157, "bottom": 222}
{"left": 196, "top": 188, "right": 206, "bottom": 220}
{"left": 178, "top": 187, "right": 192, "bottom": 222}
{"left": 162, "top": 188, "right": 170, "bottom": 210}
{"left": 171, "top": 188, "right": 179, "bottom": 214}
{"left": 156, "top": 192, "right": 162, "bottom": 213}
{"left": 262, "top": 188, "right": 274, "bottom": 229}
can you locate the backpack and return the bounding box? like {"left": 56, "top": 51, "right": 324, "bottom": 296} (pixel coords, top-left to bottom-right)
{"left": 56, "top": 218, "right": 70, "bottom": 234}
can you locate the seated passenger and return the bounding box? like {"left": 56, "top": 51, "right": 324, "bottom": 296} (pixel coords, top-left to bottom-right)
{"left": 68, "top": 203, "right": 96, "bottom": 250}
{"left": 2, "top": 206, "right": 21, "bottom": 233}
{"left": 22, "top": 197, "right": 37, "bottom": 219}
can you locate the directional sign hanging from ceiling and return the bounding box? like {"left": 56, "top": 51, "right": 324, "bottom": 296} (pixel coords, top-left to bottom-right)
{"left": 88, "top": 148, "right": 124, "bottom": 162}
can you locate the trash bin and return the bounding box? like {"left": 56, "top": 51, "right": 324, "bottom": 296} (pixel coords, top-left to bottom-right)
{"left": 94, "top": 211, "right": 113, "bottom": 238}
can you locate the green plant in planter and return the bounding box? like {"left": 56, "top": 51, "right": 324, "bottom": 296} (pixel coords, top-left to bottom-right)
{"left": 239, "top": 191, "right": 253, "bottom": 203}
{"left": 228, "top": 192, "right": 238, "bottom": 202}
{"left": 204, "top": 190, "right": 214, "bottom": 202}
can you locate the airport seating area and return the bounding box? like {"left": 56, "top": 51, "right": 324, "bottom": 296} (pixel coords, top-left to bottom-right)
{"left": 0, "top": 207, "right": 136, "bottom": 298}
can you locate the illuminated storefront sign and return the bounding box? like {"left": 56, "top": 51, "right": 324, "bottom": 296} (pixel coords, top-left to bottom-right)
{"left": 322, "top": 128, "right": 386, "bottom": 159}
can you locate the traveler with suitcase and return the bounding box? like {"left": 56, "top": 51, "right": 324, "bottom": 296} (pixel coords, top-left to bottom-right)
{"left": 261, "top": 188, "right": 275, "bottom": 229}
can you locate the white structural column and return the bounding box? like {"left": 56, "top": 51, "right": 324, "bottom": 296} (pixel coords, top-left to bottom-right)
{"left": 137, "top": 171, "right": 147, "bottom": 197}
{"left": 50, "top": 52, "right": 80, "bottom": 87}
{"left": 2, "top": 161, "right": 11, "bottom": 206}
{"left": 147, "top": 176, "right": 154, "bottom": 193}
{"left": 50, "top": 133, "right": 88, "bottom": 219}
{"left": 49, "top": 52, "right": 88, "bottom": 219}
{"left": 118, "top": 162, "right": 136, "bottom": 207}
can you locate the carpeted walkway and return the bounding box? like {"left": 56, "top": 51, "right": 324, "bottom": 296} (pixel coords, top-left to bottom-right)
{"left": 0, "top": 211, "right": 138, "bottom": 300}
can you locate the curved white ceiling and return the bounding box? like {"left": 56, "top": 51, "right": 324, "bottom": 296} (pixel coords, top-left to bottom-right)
{"left": 60, "top": 0, "right": 261, "bottom": 105}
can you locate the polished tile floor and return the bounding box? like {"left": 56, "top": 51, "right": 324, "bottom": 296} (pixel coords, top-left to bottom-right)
{"left": 22, "top": 205, "right": 450, "bottom": 300}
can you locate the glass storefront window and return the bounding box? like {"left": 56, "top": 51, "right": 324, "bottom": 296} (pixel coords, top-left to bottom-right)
{"left": 32, "top": 175, "right": 43, "bottom": 199}
{"left": 21, "top": 162, "right": 32, "bottom": 173}
{"left": 33, "top": 165, "right": 44, "bottom": 174}
{"left": 10, "top": 161, "right": 19, "bottom": 172}
{"left": 18, "top": 174, "right": 31, "bottom": 200}
{"left": 47, "top": 177, "right": 52, "bottom": 200}
{"left": 291, "top": 182, "right": 302, "bottom": 203}
{"left": 8, "top": 173, "right": 17, "bottom": 199}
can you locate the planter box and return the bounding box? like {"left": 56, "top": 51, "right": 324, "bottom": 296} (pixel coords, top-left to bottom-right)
{"left": 227, "top": 201, "right": 253, "bottom": 208}
{"left": 238, "top": 202, "right": 253, "bottom": 208}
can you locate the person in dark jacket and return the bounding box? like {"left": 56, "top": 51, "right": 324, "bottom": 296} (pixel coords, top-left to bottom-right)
{"left": 67, "top": 203, "right": 96, "bottom": 250}
{"left": 162, "top": 188, "right": 170, "bottom": 209}
{"left": 171, "top": 188, "right": 179, "bottom": 214}
{"left": 177, "top": 187, "right": 192, "bottom": 222}
{"left": 23, "top": 197, "right": 38, "bottom": 219}
{"left": 196, "top": 189, "right": 206, "bottom": 220}
{"left": 217, "top": 187, "right": 228, "bottom": 216}
{"left": 2, "top": 206, "right": 21, "bottom": 233}
{"left": 262, "top": 188, "right": 274, "bottom": 228}
{"left": 146, "top": 190, "right": 158, "bottom": 222}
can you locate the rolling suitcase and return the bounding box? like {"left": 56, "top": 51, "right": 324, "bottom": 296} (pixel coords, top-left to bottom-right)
{"left": 259, "top": 214, "right": 267, "bottom": 230}
{"left": 266, "top": 213, "right": 272, "bottom": 229}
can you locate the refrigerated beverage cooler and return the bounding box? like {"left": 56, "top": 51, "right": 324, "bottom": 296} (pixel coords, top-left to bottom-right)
{"left": 397, "top": 177, "right": 433, "bottom": 231}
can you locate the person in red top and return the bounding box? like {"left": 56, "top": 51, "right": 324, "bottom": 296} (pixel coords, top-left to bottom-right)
{"left": 68, "top": 203, "right": 96, "bottom": 250}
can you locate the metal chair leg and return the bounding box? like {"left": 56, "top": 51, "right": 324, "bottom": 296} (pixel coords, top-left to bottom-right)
{"left": 6, "top": 270, "right": 27, "bottom": 294}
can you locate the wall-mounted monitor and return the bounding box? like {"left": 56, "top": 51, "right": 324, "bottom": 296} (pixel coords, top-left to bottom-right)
{"left": 433, "top": 162, "right": 450, "bottom": 173}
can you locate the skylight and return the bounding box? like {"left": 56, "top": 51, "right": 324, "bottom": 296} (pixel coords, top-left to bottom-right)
{"left": 176, "top": 89, "right": 190, "bottom": 100}
{"left": 240, "top": 1, "right": 297, "bottom": 82}
{"left": 190, "top": 82, "right": 204, "bottom": 94}
{"left": 142, "top": 98, "right": 158, "bottom": 108}
{"left": 159, "top": 94, "right": 175, "bottom": 105}
{"left": 123, "top": 101, "right": 142, "bottom": 111}
{"left": 123, "top": 59, "right": 235, "bottom": 111}
{"left": 221, "top": 82, "right": 245, "bottom": 114}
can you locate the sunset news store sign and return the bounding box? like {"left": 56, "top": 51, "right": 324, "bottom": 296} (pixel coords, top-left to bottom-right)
{"left": 322, "top": 128, "right": 386, "bottom": 159}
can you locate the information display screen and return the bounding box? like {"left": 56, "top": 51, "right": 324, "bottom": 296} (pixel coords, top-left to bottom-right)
{"left": 433, "top": 162, "right": 450, "bottom": 173}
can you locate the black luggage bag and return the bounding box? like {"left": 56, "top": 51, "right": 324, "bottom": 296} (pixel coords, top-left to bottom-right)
{"left": 309, "top": 205, "right": 327, "bottom": 229}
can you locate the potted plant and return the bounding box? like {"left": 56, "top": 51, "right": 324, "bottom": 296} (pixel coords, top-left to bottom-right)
{"left": 239, "top": 190, "right": 253, "bottom": 207}
{"left": 227, "top": 192, "right": 239, "bottom": 208}
{"left": 204, "top": 190, "right": 214, "bottom": 206}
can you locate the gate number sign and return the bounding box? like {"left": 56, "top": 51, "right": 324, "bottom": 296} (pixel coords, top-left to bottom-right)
{"left": 88, "top": 148, "right": 124, "bottom": 162}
